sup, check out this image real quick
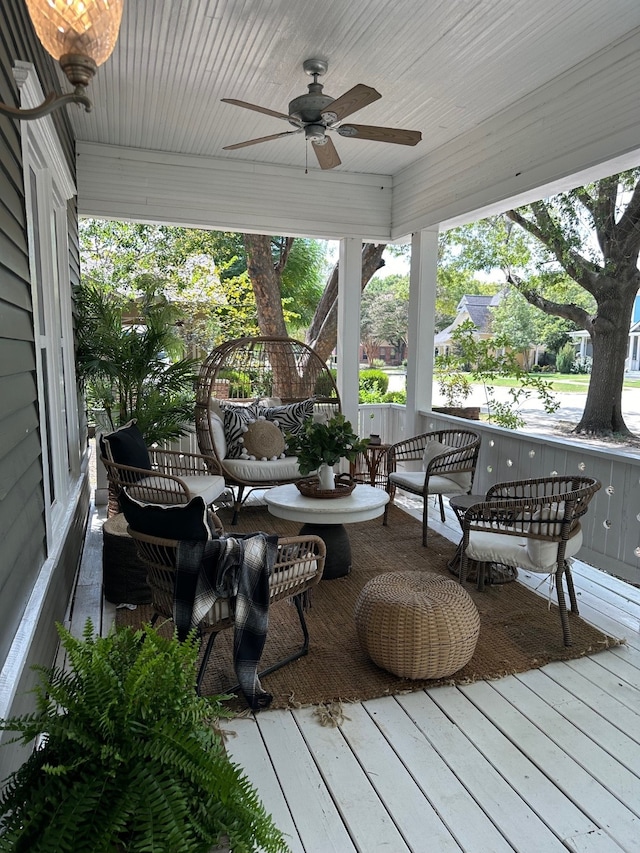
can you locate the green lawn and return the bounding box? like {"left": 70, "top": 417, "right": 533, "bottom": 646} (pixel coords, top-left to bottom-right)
{"left": 471, "top": 373, "right": 640, "bottom": 393}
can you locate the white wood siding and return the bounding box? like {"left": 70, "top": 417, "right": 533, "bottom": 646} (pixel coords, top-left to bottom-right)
{"left": 76, "top": 143, "right": 392, "bottom": 241}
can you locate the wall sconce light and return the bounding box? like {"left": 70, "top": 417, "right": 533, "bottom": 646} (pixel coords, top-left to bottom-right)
{"left": 0, "top": 0, "right": 124, "bottom": 121}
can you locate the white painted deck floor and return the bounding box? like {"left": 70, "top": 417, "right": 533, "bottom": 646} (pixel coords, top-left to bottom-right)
{"left": 71, "top": 494, "right": 640, "bottom": 853}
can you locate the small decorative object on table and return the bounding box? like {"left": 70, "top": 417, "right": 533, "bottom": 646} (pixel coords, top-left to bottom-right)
{"left": 296, "top": 473, "right": 356, "bottom": 499}
{"left": 369, "top": 433, "right": 382, "bottom": 446}
{"left": 286, "top": 413, "right": 369, "bottom": 491}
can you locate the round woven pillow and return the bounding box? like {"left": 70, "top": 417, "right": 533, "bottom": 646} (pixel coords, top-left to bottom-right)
{"left": 242, "top": 419, "right": 286, "bottom": 459}
{"left": 354, "top": 572, "right": 480, "bottom": 679}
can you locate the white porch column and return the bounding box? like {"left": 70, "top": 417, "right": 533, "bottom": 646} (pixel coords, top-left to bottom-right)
{"left": 405, "top": 228, "right": 439, "bottom": 437}
{"left": 337, "top": 237, "right": 363, "bottom": 429}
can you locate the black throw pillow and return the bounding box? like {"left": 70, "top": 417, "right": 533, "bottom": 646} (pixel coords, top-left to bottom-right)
{"left": 120, "top": 489, "right": 213, "bottom": 541}
{"left": 100, "top": 420, "right": 151, "bottom": 473}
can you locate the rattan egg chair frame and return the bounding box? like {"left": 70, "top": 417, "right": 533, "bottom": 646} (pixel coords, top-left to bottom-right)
{"left": 195, "top": 336, "right": 341, "bottom": 523}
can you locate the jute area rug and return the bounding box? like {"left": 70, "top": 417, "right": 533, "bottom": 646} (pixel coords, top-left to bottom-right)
{"left": 117, "top": 502, "right": 621, "bottom": 711}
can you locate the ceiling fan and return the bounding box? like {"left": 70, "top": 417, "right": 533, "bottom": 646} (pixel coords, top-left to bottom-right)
{"left": 221, "top": 59, "right": 422, "bottom": 170}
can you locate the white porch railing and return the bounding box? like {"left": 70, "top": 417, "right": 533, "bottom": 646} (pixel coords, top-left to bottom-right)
{"left": 360, "top": 404, "right": 640, "bottom": 587}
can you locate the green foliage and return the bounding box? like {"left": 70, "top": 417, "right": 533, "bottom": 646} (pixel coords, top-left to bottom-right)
{"left": 435, "top": 321, "right": 559, "bottom": 429}
{"left": 556, "top": 342, "right": 576, "bottom": 374}
{"left": 218, "top": 368, "right": 253, "bottom": 398}
{"left": 359, "top": 369, "right": 389, "bottom": 395}
{"left": 285, "top": 413, "right": 369, "bottom": 476}
{"left": 383, "top": 390, "right": 407, "bottom": 404}
{"left": 436, "top": 372, "right": 472, "bottom": 407}
{"left": 0, "top": 622, "right": 288, "bottom": 853}
{"left": 314, "top": 368, "right": 337, "bottom": 398}
{"left": 360, "top": 276, "right": 409, "bottom": 363}
{"left": 74, "top": 281, "right": 199, "bottom": 444}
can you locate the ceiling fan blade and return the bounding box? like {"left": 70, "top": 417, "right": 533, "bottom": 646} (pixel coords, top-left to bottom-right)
{"left": 312, "top": 136, "right": 341, "bottom": 170}
{"left": 337, "top": 124, "right": 422, "bottom": 146}
{"left": 221, "top": 98, "right": 294, "bottom": 123}
{"left": 223, "top": 129, "right": 303, "bottom": 151}
{"left": 321, "top": 84, "right": 381, "bottom": 123}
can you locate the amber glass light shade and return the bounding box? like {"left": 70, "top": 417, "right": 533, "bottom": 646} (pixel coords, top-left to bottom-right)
{"left": 25, "top": 0, "right": 124, "bottom": 66}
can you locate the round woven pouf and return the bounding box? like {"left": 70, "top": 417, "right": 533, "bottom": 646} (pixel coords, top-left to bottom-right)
{"left": 354, "top": 572, "right": 480, "bottom": 679}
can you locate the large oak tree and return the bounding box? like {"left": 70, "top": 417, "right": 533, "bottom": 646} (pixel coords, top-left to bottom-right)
{"left": 506, "top": 171, "right": 640, "bottom": 436}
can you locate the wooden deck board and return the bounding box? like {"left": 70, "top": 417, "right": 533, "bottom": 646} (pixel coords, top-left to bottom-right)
{"left": 396, "top": 690, "right": 569, "bottom": 853}
{"left": 73, "top": 490, "right": 640, "bottom": 853}
{"left": 460, "top": 679, "right": 638, "bottom": 851}
{"left": 293, "top": 705, "right": 415, "bottom": 852}
{"left": 428, "top": 684, "right": 601, "bottom": 847}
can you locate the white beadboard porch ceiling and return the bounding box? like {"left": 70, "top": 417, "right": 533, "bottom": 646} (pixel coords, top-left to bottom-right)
{"left": 69, "top": 0, "right": 640, "bottom": 180}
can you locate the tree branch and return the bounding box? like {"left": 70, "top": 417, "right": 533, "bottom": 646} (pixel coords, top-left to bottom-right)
{"left": 507, "top": 272, "right": 593, "bottom": 331}
{"left": 506, "top": 205, "right": 599, "bottom": 294}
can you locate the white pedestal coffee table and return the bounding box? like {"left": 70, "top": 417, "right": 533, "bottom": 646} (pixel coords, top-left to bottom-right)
{"left": 265, "top": 483, "right": 389, "bottom": 580}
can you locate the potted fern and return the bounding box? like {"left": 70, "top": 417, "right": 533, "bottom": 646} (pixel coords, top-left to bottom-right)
{"left": 0, "top": 621, "right": 288, "bottom": 853}
{"left": 285, "top": 413, "right": 369, "bottom": 489}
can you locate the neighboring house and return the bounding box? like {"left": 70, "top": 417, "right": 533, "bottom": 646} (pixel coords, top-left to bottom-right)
{"left": 434, "top": 291, "right": 543, "bottom": 369}
{"left": 359, "top": 342, "right": 405, "bottom": 366}
{"left": 573, "top": 292, "right": 640, "bottom": 372}
{"left": 433, "top": 293, "right": 502, "bottom": 356}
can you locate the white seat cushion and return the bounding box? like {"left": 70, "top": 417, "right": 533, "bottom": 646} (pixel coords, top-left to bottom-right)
{"left": 223, "top": 456, "right": 303, "bottom": 482}
{"left": 208, "top": 407, "right": 227, "bottom": 458}
{"left": 390, "top": 471, "right": 469, "bottom": 495}
{"left": 466, "top": 524, "right": 583, "bottom": 571}
{"left": 200, "top": 559, "right": 318, "bottom": 627}
{"left": 131, "top": 474, "right": 226, "bottom": 506}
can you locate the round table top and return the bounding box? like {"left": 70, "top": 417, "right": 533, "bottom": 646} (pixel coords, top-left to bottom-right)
{"left": 265, "top": 483, "right": 389, "bottom": 525}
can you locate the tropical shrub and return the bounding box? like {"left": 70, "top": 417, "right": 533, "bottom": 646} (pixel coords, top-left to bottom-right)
{"left": 75, "top": 282, "right": 198, "bottom": 444}
{"left": 556, "top": 342, "right": 576, "bottom": 374}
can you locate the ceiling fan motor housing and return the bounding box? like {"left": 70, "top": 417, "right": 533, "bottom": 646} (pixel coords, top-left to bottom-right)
{"left": 288, "top": 84, "right": 335, "bottom": 125}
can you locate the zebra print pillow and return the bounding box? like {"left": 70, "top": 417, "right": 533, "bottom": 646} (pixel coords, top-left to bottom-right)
{"left": 256, "top": 398, "right": 315, "bottom": 445}
{"left": 219, "top": 402, "right": 260, "bottom": 459}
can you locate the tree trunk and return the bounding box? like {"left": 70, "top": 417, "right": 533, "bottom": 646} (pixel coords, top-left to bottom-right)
{"left": 575, "top": 293, "right": 634, "bottom": 436}
{"left": 243, "top": 234, "right": 289, "bottom": 338}
{"left": 307, "top": 243, "right": 386, "bottom": 362}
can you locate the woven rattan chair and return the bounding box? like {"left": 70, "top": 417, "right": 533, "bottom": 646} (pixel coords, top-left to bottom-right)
{"left": 383, "top": 429, "right": 481, "bottom": 546}
{"left": 100, "top": 421, "right": 226, "bottom": 517}
{"left": 195, "top": 336, "right": 341, "bottom": 523}
{"left": 128, "top": 526, "right": 326, "bottom": 697}
{"left": 459, "top": 475, "right": 601, "bottom": 646}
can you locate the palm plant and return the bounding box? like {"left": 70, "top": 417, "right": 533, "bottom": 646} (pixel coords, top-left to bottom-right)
{"left": 75, "top": 281, "right": 199, "bottom": 444}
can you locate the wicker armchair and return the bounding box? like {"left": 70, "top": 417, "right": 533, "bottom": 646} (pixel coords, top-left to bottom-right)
{"left": 100, "top": 421, "right": 226, "bottom": 517}
{"left": 459, "top": 475, "right": 601, "bottom": 646}
{"left": 384, "top": 429, "right": 481, "bottom": 546}
{"left": 128, "top": 525, "right": 326, "bottom": 698}
{"left": 195, "top": 336, "right": 341, "bottom": 523}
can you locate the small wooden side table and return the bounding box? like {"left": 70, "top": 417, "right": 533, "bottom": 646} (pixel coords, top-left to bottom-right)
{"left": 350, "top": 443, "right": 390, "bottom": 488}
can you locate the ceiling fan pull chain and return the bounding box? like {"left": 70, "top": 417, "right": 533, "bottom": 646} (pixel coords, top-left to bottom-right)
{"left": 305, "top": 141, "right": 308, "bottom": 174}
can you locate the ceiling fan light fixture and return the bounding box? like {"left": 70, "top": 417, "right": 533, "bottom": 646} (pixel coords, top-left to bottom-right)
{"left": 0, "top": 0, "right": 123, "bottom": 120}
{"left": 305, "top": 124, "right": 327, "bottom": 144}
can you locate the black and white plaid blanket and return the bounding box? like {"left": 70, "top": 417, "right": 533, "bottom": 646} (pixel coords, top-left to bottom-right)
{"left": 175, "top": 533, "right": 279, "bottom": 710}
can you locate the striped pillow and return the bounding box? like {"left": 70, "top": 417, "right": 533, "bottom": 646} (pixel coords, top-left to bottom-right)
{"left": 219, "top": 402, "right": 260, "bottom": 459}
{"left": 257, "top": 398, "right": 315, "bottom": 444}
